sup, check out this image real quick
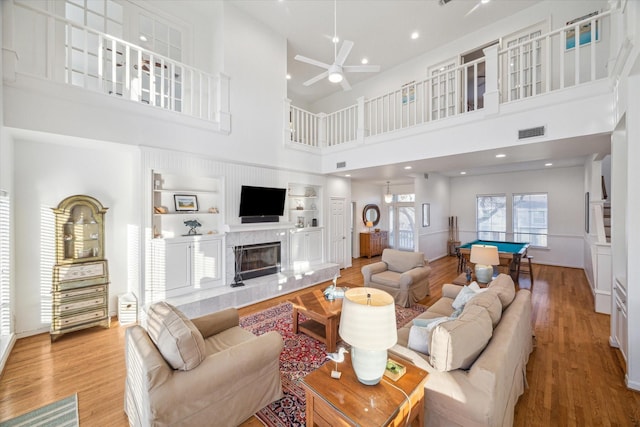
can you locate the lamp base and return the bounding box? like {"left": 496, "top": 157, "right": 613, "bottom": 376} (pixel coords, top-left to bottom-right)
{"left": 475, "top": 264, "right": 493, "bottom": 283}
{"left": 351, "top": 347, "right": 387, "bottom": 385}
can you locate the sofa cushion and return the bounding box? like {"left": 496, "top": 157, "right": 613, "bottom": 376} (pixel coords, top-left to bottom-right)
{"left": 487, "top": 274, "right": 516, "bottom": 309}
{"left": 371, "top": 270, "right": 403, "bottom": 288}
{"left": 464, "top": 291, "right": 502, "bottom": 327}
{"left": 146, "top": 301, "right": 206, "bottom": 371}
{"left": 382, "top": 249, "right": 424, "bottom": 273}
{"left": 429, "top": 305, "right": 493, "bottom": 372}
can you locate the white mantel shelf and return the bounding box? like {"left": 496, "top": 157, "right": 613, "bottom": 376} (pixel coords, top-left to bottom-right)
{"left": 225, "top": 222, "right": 295, "bottom": 233}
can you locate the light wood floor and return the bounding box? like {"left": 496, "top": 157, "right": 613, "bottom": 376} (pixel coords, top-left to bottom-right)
{"left": 0, "top": 256, "right": 638, "bottom": 426}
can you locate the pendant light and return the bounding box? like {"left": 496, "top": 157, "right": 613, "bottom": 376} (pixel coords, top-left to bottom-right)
{"left": 384, "top": 181, "right": 393, "bottom": 203}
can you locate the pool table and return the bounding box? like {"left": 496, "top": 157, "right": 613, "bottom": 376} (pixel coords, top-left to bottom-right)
{"left": 455, "top": 239, "right": 530, "bottom": 283}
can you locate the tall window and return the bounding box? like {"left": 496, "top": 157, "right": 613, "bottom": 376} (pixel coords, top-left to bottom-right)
{"left": 476, "top": 195, "right": 506, "bottom": 240}
{"left": 506, "top": 29, "right": 543, "bottom": 101}
{"left": 430, "top": 61, "right": 457, "bottom": 120}
{"left": 0, "top": 190, "right": 11, "bottom": 337}
{"left": 513, "top": 193, "right": 548, "bottom": 247}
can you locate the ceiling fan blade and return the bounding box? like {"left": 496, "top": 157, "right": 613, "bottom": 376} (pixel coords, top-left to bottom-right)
{"left": 340, "top": 77, "right": 352, "bottom": 91}
{"left": 335, "top": 40, "right": 354, "bottom": 66}
{"left": 343, "top": 65, "right": 381, "bottom": 73}
{"left": 465, "top": 2, "right": 481, "bottom": 17}
{"left": 294, "top": 54, "right": 331, "bottom": 70}
{"left": 303, "top": 71, "right": 329, "bottom": 86}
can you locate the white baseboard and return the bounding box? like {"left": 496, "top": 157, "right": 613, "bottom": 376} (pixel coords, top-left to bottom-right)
{"left": 625, "top": 375, "right": 640, "bottom": 392}
{"left": 0, "top": 334, "right": 16, "bottom": 374}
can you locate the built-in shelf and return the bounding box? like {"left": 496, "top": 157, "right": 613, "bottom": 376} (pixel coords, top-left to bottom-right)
{"left": 288, "top": 183, "right": 321, "bottom": 228}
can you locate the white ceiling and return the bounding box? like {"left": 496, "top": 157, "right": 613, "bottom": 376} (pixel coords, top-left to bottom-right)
{"left": 227, "top": 0, "right": 611, "bottom": 183}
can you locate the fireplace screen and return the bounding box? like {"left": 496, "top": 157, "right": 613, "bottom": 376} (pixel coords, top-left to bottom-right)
{"left": 234, "top": 242, "right": 281, "bottom": 280}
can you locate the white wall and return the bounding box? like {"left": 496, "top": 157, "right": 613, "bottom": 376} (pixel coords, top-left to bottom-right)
{"left": 415, "top": 172, "right": 451, "bottom": 262}
{"left": 13, "top": 136, "right": 139, "bottom": 336}
{"left": 450, "top": 165, "right": 586, "bottom": 268}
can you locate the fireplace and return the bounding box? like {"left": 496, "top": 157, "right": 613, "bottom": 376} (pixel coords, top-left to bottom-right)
{"left": 234, "top": 241, "right": 282, "bottom": 281}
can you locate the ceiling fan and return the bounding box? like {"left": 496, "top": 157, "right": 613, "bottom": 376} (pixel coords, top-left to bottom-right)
{"left": 294, "top": 0, "right": 380, "bottom": 91}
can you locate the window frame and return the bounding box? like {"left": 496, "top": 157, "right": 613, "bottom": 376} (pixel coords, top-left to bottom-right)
{"left": 476, "top": 194, "right": 507, "bottom": 241}
{"left": 512, "top": 192, "right": 548, "bottom": 248}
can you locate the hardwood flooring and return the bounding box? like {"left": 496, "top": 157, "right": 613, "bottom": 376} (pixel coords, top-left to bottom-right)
{"left": 0, "top": 256, "right": 638, "bottom": 426}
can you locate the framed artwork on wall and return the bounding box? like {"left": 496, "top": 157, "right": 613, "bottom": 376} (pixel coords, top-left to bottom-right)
{"left": 174, "top": 194, "right": 198, "bottom": 212}
{"left": 566, "top": 11, "right": 599, "bottom": 50}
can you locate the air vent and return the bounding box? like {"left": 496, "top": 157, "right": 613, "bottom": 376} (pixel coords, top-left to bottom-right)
{"left": 336, "top": 161, "right": 346, "bottom": 169}
{"left": 518, "top": 126, "right": 545, "bottom": 139}
{"left": 439, "top": 0, "right": 453, "bottom": 5}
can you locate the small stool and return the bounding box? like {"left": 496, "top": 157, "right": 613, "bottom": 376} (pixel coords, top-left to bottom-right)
{"left": 519, "top": 256, "right": 534, "bottom": 288}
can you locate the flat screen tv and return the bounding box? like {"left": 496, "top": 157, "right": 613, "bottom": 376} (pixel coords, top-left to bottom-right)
{"left": 239, "top": 185, "right": 286, "bottom": 222}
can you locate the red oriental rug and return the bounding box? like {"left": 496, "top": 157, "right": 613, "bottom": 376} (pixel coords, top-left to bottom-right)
{"left": 240, "top": 301, "right": 427, "bottom": 427}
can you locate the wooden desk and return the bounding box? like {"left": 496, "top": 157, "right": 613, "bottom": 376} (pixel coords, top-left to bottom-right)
{"left": 301, "top": 353, "right": 428, "bottom": 426}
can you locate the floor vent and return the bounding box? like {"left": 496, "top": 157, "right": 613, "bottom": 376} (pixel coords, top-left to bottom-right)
{"left": 518, "top": 126, "right": 545, "bottom": 139}
{"left": 336, "top": 161, "right": 346, "bottom": 169}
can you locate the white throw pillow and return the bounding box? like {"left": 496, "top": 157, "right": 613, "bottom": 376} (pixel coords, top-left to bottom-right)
{"left": 408, "top": 317, "right": 449, "bottom": 355}
{"left": 451, "top": 285, "right": 478, "bottom": 311}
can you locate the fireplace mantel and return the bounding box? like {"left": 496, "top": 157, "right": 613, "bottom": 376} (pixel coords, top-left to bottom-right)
{"left": 225, "top": 222, "right": 294, "bottom": 233}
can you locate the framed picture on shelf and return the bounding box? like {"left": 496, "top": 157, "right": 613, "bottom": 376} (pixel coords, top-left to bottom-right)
{"left": 174, "top": 194, "right": 198, "bottom": 212}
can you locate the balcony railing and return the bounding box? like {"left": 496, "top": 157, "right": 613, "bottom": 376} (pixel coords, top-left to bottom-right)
{"left": 288, "top": 10, "right": 611, "bottom": 150}
{"left": 6, "top": 1, "right": 229, "bottom": 130}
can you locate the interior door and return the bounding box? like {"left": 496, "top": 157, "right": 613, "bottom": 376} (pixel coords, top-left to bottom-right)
{"left": 388, "top": 204, "right": 416, "bottom": 251}
{"left": 330, "top": 197, "right": 347, "bottom": 268}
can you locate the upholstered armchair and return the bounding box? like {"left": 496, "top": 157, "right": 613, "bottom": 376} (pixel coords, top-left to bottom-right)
{"left": 361, "top": 248, "right": 431, "bottom": 307}
{"left": 125, "top": 302, "right": 283, "bottom": 427}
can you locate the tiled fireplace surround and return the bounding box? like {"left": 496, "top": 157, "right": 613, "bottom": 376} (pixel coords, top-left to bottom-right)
{"left": 171, "top": 224, "right": 339, "bottom": 318}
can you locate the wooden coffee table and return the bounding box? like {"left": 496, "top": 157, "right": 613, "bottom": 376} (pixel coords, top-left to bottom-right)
{"left": 289, "top": 284, "right": 353, "bottom": 352}
{"left": 301, "top": 352, "right": 428, "bottom": 426}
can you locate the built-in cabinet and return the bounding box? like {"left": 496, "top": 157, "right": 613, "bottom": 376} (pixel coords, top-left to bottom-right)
{"left": 151, "top": 235, "right": 223, "bottom": 297}
{"left": 290, "top": 228, "right": 323, "bottom": 267}
{"left": 613, "top": 277, "right": 628, "bottom": 361}
{"left": 51, "top": 195, "right": 110, "bottom": 342}
{"left": 149, "top": 171, "right": 225, "bottom": 297}
{"left": 360, "top": 231, "right": 388, "bottom": 258}
{"left": 288, "top": 183, "right": 321, "bottom": 229}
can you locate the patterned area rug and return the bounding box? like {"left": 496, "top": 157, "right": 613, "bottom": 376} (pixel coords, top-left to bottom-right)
{"left": 240, "top": 301, "right": 427, "bottom": 427}
{"left": 0, "top": 394, "right": 78, "bottom": 427}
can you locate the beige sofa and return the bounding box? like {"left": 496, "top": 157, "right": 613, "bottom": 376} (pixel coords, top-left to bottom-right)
{"left": 390, "top": 274, "right": 533, "bottom": 427}
{"left": 361, "top": 248, "right": 431, "bottom": 307}
{"left": 125, "top": 302, "right": 284, "bottom": 427}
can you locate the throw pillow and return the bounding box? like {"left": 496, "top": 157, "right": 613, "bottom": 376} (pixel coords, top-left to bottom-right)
{"left": 451, "top": 285, "right": 478, "bottom": 311}
{"left": 408, "top": 317, "right": 449, "bottom": 355}
{"left": 146, "top": 301, "right": 206, "bottom": 371}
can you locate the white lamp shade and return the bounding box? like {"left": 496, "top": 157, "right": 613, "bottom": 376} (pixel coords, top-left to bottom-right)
{"left": 339, "top": 288, "right": 397, "bottom": 351}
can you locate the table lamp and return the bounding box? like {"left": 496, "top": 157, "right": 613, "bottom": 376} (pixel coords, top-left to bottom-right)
{"left": 365, "top": 221, "right": 373, "bottom": 232}
{"left": 338, "top": 288, "right": 397, "bottom": 385}
{"left": 470, "top": 244, "right": 499, "bottom": 283}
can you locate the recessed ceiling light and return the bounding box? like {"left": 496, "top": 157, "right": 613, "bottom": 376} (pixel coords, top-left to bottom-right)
{"left": 545, "top": 162, "right": 553, "bottom": 166}
{"left": 404, "top": 166, "right": 412, "bottom": 170}
{"left": 332, "top": 36, "right": 340, "bottom": 44}
{"left": 286, "top": 74, "right": 291, "bottom": 80}
{"left": 411, "top": 31, "right": 419, "bottom": 40}
{"left": 460, "top": 171, "right": 467, "bottom": 175}
{"left": 361, "top": 58, "right": 369, "bottom": 65}
{"left": 139, "top": 35, "right": 148, "bottom": 42}
{"left": 481, "top": 0, "right": 490, "bottom": 4}
{"left": 345, "top": 174, "right": 351, "bottom": 177}
{"left": 496, "top": 153, "right": 506, "bottom": 158}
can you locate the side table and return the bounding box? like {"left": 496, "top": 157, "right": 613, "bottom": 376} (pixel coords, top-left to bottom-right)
{"left": 301, "top": 353, "right": 428, "bottom": 426}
